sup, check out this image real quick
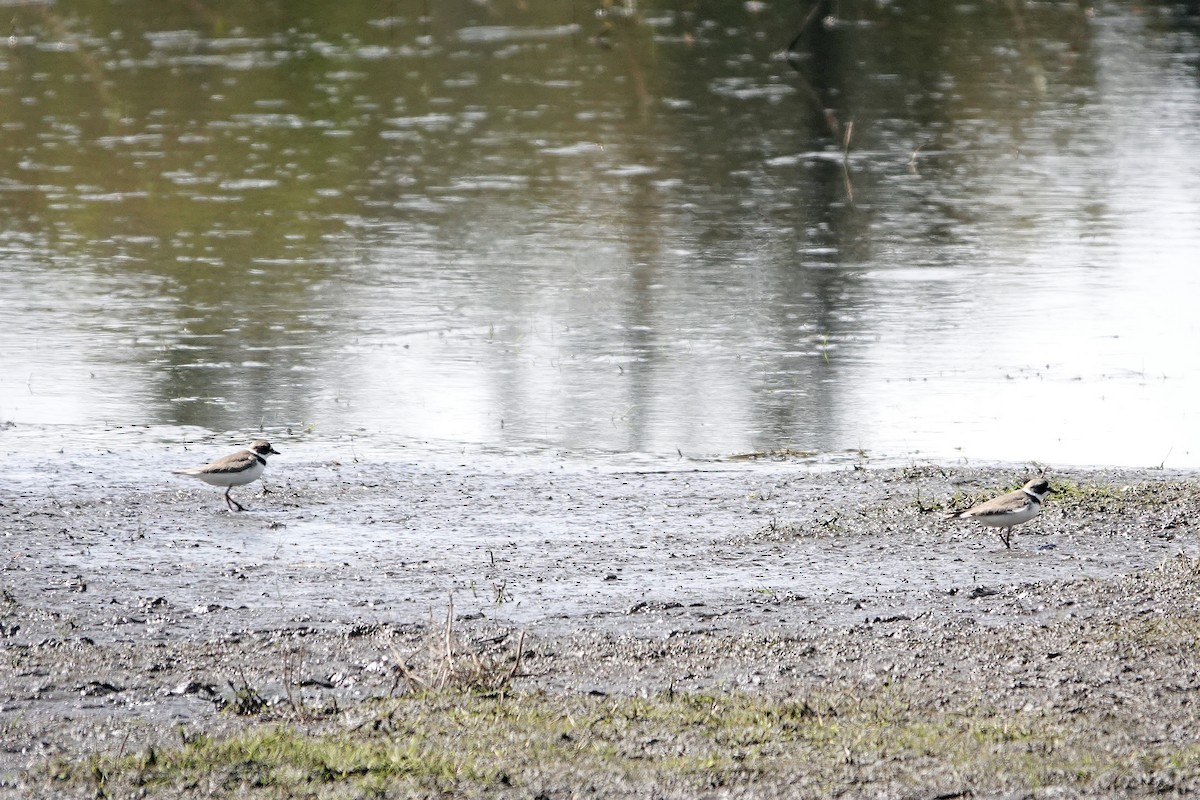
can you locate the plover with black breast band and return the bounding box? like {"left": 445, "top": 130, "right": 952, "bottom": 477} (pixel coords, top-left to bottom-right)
{"left": 173, "top": 440, "right": 280, "bottom": 512}
{"left": 946, "top": 478, "right": 1054, "bottom": 549}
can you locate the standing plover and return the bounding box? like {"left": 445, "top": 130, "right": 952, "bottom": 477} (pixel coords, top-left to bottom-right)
{"left": 946, "top": 478, "right": 1053, "bottom": 549}
{"left": 173, "top": 440, "right": 280, "bottom": 512}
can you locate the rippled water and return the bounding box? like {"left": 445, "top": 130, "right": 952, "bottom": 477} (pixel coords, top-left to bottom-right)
{"left": 1, "top": 1, "right": 1199, "bottom": 467}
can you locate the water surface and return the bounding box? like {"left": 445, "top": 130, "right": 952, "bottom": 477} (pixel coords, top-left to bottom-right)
{"left": 1, "top": 1, "right": 1198, "bottom": 467}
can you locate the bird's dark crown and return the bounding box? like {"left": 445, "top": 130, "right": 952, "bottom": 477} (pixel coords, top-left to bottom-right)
{"left": 249, "top": 440, "right": 280, "bottom": 456}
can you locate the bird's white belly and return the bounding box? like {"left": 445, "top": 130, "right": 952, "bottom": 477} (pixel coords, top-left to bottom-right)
{"left": 969, "top": 504, "right": 1040, "bottom": 527}
{"left": 194, "top": 461, "right": 264, "bottom": 488}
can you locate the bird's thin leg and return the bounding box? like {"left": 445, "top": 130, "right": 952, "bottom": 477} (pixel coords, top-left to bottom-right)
{"left": 225, "top": 487, "right": 246, "bottom": 512}
{"left": 1000, "top": 529, "right": 1011, "bottom": 549}
{"left": 259, "top": 480, "right": 273, "bottom": 496}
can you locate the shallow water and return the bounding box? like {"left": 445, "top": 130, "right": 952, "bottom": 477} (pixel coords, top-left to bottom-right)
{"left": 1, "top": 1, "right": 1199, "bottom": 468}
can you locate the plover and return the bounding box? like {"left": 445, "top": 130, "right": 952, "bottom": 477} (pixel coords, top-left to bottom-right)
{"left": 173, "top": 440, "right": 280, "bottom": 512}
{"left": 946, "top": 478, "right": 1053, "bottom": 549}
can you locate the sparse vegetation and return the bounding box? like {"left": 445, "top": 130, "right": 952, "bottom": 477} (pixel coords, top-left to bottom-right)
{"left": 1045, "top": 478, "right": 1200, "bottom": 514}
{"left": 45, "top": 678, "right": 1200, "bottom": 798}
{"left": 750, "top": 472, "right": 1200, "bottom": 541}
{"left": 388, "top": 597, "right": 526, "bottom": 695}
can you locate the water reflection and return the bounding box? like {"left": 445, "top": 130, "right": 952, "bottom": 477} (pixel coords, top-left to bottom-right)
{"left": 0, "top": 1, "right": 1198, "bottom": 466}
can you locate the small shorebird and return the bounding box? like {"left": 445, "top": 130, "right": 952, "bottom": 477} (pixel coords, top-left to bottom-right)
{"left": 946, "top": 478, "right": 1054, "bottom": 549}
{"left": 173, "top": 440, "right": 280, "bottom": 512}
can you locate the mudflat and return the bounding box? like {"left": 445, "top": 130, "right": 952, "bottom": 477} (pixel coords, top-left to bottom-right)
{"left": 2, "top": 443, "right": 1198, "bottom": 798}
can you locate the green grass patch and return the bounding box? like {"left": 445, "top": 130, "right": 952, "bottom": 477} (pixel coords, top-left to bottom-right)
{"left": 45, "top": 685, "right": 1200, "bottom": 797}
{"left": 933, "top": 477, "right": 1200, "bottom": 519}
{"left": 1044, "top": 478, "right": 1200, "bottom": 514}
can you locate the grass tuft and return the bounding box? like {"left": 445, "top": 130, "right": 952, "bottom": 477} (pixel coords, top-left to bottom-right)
{"left": 388, "top": 596, "right": 526, "bottom": 695}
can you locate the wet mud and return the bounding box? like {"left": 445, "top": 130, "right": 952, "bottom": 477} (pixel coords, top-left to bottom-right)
{"left": 2, "top": 442, "right": 1198, "bottom": 796}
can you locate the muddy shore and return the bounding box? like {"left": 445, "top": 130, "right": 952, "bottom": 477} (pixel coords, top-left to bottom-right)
{"left": 2, "top": 441, "right": 1198, "bottom": 797}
